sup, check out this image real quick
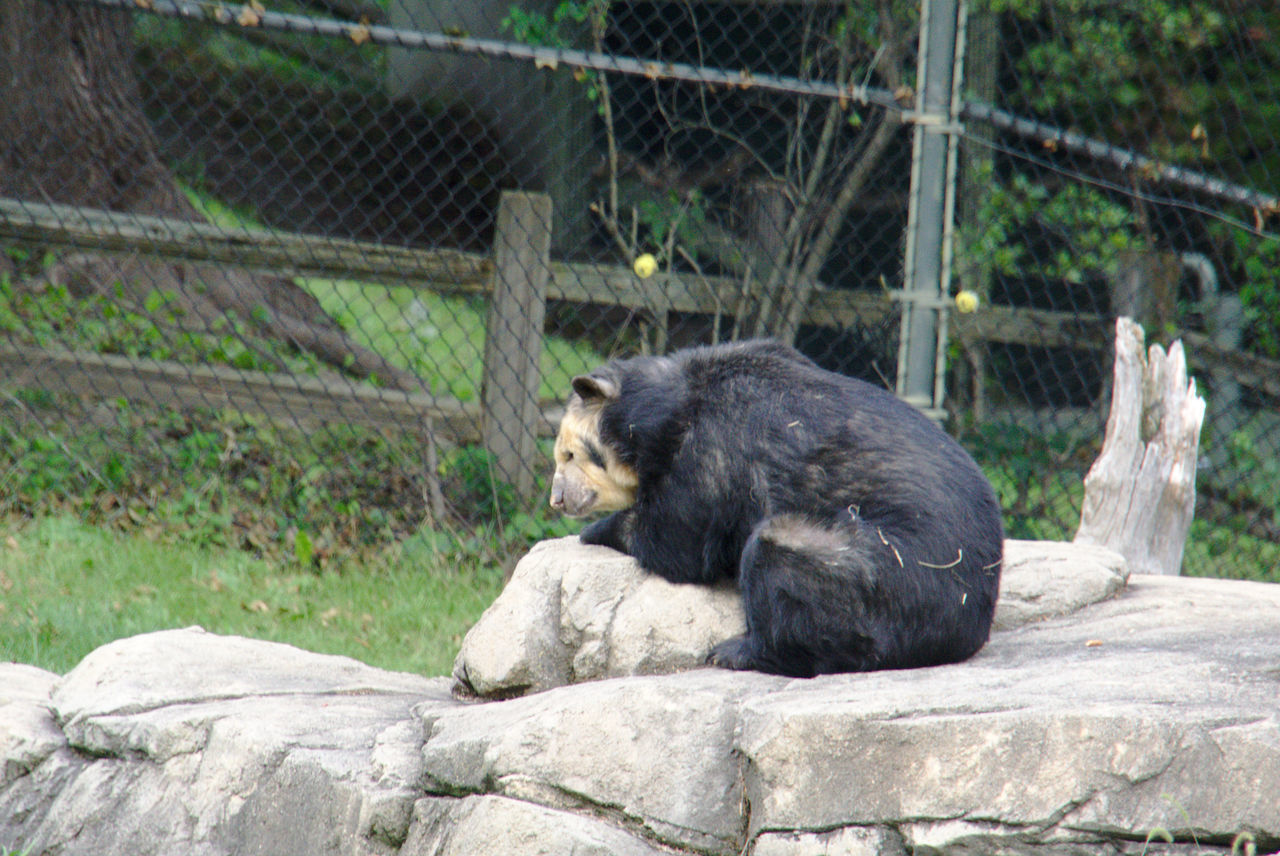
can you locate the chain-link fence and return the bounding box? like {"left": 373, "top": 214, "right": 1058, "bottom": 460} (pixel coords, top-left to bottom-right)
{"left": 0, "top": 0, "right": 1276, "bottom": 578}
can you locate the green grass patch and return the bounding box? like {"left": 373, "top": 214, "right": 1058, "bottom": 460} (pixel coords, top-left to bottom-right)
{"left": 0, "top": 394, "right": 580, "bottom": 568}
{"left": 0, "top": 515, "right": 507, "bottom": 676}
{"left": 300, "top": 278, "right": 598, "bottom": 401}
{"left": 0, "top": 270, "right": 318, "bottom": 374}
{"left": 180, "top": 182, "right": 266, "bottom": 232}
{"left": 0, "top": 183, "right": 599, "bottom": 564}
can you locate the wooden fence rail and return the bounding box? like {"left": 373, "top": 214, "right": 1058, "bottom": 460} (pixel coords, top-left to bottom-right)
{"left": 0, "top": 196, "right": 1116, "bottom": 350}
{"left": 4, "top": 194, "right": 1280, "bottom": 499}
{"left": 0, "top": 343, "right": 558, "bottom": 442}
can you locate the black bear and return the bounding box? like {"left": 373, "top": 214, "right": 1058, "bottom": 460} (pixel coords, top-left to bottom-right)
{"left": 549, "top": 339, "right": 1003, "bottom": 677}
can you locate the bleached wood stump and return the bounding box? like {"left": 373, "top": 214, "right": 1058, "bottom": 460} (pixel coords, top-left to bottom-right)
{"left": 1075, "top": 318, "right": 1206, "bottom": 575}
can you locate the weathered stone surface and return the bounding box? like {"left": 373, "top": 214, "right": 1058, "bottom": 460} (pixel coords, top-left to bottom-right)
{"left": 737, "top": 573, "right": 1280, "bottom": 852}
{"left": 2, "top": 627, "right": 457, "bottom": 856}
{"left": 559, "top": 546, "right": 745, "bottom": 681}
{"left": 455, "top": 537, "right": 1128, "bottom": 698}
{"left": 3, "top": 548, "right": 1279, "bottom": 856}
{"left": 453, "top": 536, "right": 745, "bottom": 697}
{"left": 422, "top": 668, "right": 780, "bottom": 853}
{"left": 450, "top": 538, "right": 575, "bottom": 697}
{"left": 752, "top": 826, "right": 905, "bottom": 856}
{"left": 995, "top": 539, "right": 1129, "bottom": 630}
{"left": 402, "top": 795, "right": 670, "bottom": 856}
{"left": 0, "top": 664, "right": 63, "bottom": 789}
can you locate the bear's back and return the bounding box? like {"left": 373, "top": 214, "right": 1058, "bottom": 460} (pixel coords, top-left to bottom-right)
{"left": 663, "top": 342, "right": 998, "bottom": 533}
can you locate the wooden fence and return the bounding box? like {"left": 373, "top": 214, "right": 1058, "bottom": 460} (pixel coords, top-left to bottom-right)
{"left": 3, "top": 193, "right": 1279, "bottom": 498}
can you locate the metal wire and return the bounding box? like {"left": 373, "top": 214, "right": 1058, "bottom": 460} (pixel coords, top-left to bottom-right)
{"left": 79, "top": 0, "right": 907, "bottom": 112}
{"left": 962, "top": 100, "right": 1280, "bottom": 217}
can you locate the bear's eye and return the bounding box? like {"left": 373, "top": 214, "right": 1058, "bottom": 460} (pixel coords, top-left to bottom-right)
{"left": 564, "top": 450, "right": 574, "bottom": 462}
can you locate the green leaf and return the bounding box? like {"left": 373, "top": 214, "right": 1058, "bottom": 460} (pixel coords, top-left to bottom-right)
{"left": 294, "top": 530, "right": 314, "bottom": 567}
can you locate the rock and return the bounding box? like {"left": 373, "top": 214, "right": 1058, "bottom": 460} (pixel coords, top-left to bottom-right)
{"left": 4, "top": 547, "right": 1280, "bottom": 856}
{"left": 422, "top": 668, "right": 781, "bottom": 853}
{"left": 2, "top": 627, "right": 458, "bottom": 856}
{"left": 453, "top": 537, "right": 745, "bottom": 697}
{"left": 450, "top": 539, "right": 576, "bottom": 698}
{"left": 455, "top": 537, "right": 1129, "bottom": 698}
{"left": 736, "top": 574, "right": 1280, "bottom": 851}
{"left": 402, "top": 795, "right": 672, "bottom": 856}
{"left": 0, "top": 664, "right": 63, "bottom": 788}
{"left": 995, "top": 538, "right": 1129, "bottom": 630}
{"left": 752, "top": 826, "right": 905, "bottom": 856}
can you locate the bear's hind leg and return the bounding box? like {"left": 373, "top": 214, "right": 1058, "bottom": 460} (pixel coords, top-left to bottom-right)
{"left": 708, "top": 514, "right": 884, "bottom": 677}
{"left": 707, "top": 632, "right": 814, "bottom": 678}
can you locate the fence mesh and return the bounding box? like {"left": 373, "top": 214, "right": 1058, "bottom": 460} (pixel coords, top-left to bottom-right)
{"left": 0, "top": 0, "right": 1277, "bottom": 578}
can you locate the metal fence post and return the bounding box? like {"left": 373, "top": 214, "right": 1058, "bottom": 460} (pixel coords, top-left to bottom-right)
{"left": 483, "top": 190, "right": 552, "bottom": 501}
{"left": 897, "top": 0, "right": 965, "bottom": 420}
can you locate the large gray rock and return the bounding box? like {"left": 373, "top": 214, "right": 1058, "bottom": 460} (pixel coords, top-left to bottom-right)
{"left": 455, "top": 536, "right": 1130, "bottom": 698}
{"left": 3, "top": 546, "right": 1279, "bottom": 856}
{"left": 421, "top": 668, "right": 780, "bottom": 853}
{"left": 403, "top": 795, "right": 672, "bottom": 856}
{"left": 452, "top": 537, "right": 746, "bottom": 697}
{"left": 995, "top": 539, "right": 1131, "bottom": 630}
{"left": 2, "top": 627, "right": 454, "bottom": 856}
{"left": 0, "top": 664, "right": 63, "bottom": 789}
{"left": 736, "top": 574, "right": 1280, "bottom": 844}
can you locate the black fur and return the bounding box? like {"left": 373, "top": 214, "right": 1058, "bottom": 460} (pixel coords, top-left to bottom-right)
{"left": 575, "top": 339, "right": 1003, "bottom": 677}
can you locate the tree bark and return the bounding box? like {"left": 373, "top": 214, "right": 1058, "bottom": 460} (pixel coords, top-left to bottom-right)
{"left": 0, "top": 0, "right": 424, "bottom": 392}
{"left": 1075, "top": 317, "right": 1205, "bottom": 575}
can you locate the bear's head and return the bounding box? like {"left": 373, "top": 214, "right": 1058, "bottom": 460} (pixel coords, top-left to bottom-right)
{"left": 549, "top": 372, "right": 639, "bottom": 517}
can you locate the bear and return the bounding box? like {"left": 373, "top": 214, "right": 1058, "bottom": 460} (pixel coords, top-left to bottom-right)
{"left": 548, "top": 339, "right": 1004, "bottom": 677}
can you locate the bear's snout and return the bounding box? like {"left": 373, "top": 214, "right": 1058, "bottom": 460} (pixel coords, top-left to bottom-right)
{"left": 549, "top": 473, "right": 597, "bottom": 517}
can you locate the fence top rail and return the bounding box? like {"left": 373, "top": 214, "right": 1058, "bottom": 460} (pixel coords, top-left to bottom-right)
{"left": 0, "top": 197, "right": 492, "bottom": 288}
{"left": 65, "top": 0, "right": 1280, "bottom": 226}
{"left": 0, "top": 196, "right": 1106, "bottom": 353}
{"left": 962, "top": 101, "right": 1280, "bottom": 220}
{"left": 75, "top": 0, "right": 904, "bottom": 113}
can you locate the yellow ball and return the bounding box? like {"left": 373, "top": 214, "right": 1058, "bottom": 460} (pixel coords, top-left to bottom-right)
{"left": 632, "top": 253, "right": 658, "bottom": 279}
{"left": 954, "top": 290, "right": 979, "bottom": 314}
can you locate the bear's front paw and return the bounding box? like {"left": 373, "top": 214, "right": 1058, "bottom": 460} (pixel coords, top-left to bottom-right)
{"left": 579, "top": 513, "right": 631, "bottom": 553}
{"left": 707, "top": 635, "right": 758, "bottom": 671}
{"left": 579, "top": 517, "right": 611, "bottom": 545}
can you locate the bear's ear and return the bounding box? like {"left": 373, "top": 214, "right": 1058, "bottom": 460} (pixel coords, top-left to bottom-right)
{"left": 571, "top": 373, "right": 620, "bottom": 403}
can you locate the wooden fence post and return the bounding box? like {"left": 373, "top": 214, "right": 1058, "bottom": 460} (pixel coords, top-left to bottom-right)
{"left": 482, "top": 191, "right": 552, "bottom": 501}
{"left": 1075, "top": 317, "right": 1205, "bottom": 575}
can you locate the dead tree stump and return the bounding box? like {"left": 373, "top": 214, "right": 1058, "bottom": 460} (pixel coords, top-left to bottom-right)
{"left": 1075, "top": 318, "right": 1205, "bottom": 575}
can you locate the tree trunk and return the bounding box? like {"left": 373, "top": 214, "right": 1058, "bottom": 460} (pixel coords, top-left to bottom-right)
{"left": 0, "top": 0, "right": 424, "bottom": 392}
{"left": 1075, "top": 317, "right": 1205, "bottom": 575}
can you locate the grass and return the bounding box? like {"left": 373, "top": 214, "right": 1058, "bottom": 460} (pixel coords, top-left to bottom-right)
{"left": 0, "top": 178, "right": 598, "bottom": 555}
{"left": 1183, "top": 517, "right": 1280, "bottom": 582}
{"left": 301, "top": 278, "right": 598, "bottom": 402}
{"left": 0, "top": 514, "right": 509, "bottom": 676}
{"left": 183, "top": 183, "right": 603, "bottom": 401}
